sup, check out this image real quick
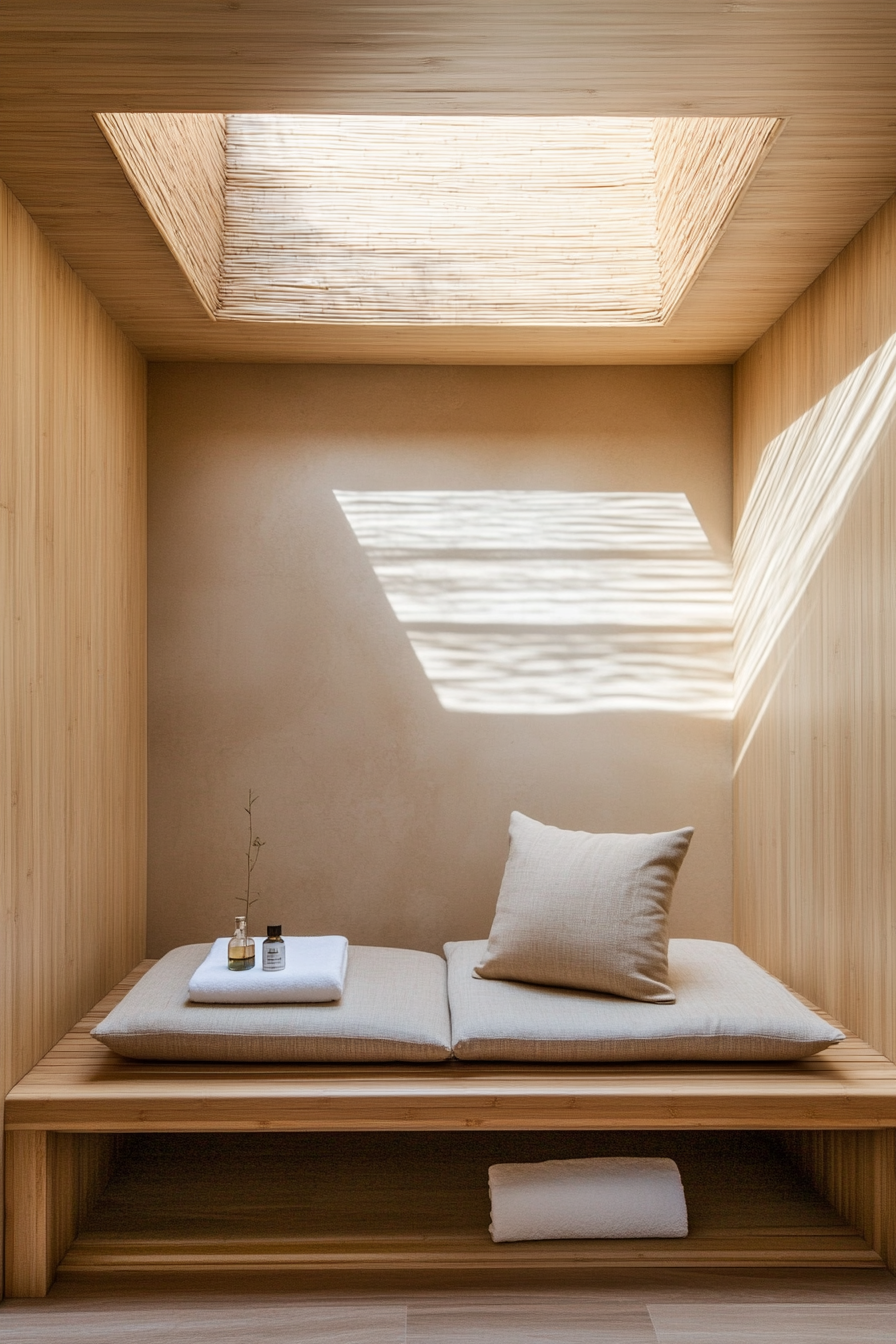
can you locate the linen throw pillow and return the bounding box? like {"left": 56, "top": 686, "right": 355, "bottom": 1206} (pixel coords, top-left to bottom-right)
{"left": 474, "top": 812, "right": 694, "bottom": 1001}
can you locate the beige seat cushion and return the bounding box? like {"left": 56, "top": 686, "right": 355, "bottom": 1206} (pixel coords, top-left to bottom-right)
{"left": 475, "top": 812, "right": 693, "bottom": 1002}
{"left": 447, "top": 938, "right": 844, "bottom": 1062}
{"left": 93, "top": 944, "right": 452, "bottom": 1062}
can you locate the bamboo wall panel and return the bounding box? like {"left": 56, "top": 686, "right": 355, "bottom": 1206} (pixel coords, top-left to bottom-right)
{"left": 96, "top": 112, "right": 225, "bottom": 318}
{"left": 0, "top": 178, "right": 146, "bottom": 1284}
{"left": 733, "top": 193, "right": 896, "bottom": 1063}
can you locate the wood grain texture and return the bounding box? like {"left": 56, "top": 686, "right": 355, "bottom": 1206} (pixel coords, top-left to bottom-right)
{"left": 649, "top": 1303, "right": 896, "bottom": 1343}
{"left": 95, "top": 113, "right": 225, "bottom": 318}
{"left": 410, "top": 1303, "right": 658, "bottom": 1344}
{"left": 732, "top": 188, "right": 896, "bottom": 1278}
{"left": 0, "top": 1299, "right": 408, "bottom": 1343}
{"left": 4, "top": 1290, "right": 896, "bottom": 1344}
{"left": 782, "top": 1131, "right": 896, "bottom": 1273}
{"left": 0, "top": 177, "right": 146, "bottom": 1287}
{"left": 6, "top": 965, "right": 896, "bottom": 1135}
{"left": 4, "top": 1132, "right": 124, "bottom": 1297}
{"left": 733, "top": 193, "right": 896, "bottom": 1062}
{"left": 0, "top": 3, "right": 893, "bottom": 361}
{"left": 61, "top": 1235, "right": 879, "bottom": 1276}
{"left": 56, "top": 1131, "right": 881, "bottom": 1276}
{"left": 733, "top": 193, "right": 896, "bottom": 520}
{"left": 15, "top": 1271, "right": 896, "bottom": 1301}
{"left": 4, "top": 1133, "right": 53, "bottom": 1297}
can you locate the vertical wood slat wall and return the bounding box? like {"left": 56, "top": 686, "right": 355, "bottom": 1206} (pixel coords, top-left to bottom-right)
{"left": 0, "top": 178, "right": 147, "bottom": 1290}
{"left": 733, "top": 192, "right": 896, "bottom": 1264}
{"left": 733, "top": 190, "right": 896, "bottom": 1059}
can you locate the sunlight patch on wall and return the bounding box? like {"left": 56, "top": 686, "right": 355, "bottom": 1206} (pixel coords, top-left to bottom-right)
{"left": 335, "top": 491, "right": 731, "bottom": 716}
{"left": 734, "top": 331, "right": 896, "bottom": 717}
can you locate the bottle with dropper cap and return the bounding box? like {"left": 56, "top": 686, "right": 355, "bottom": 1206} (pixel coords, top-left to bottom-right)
{"left": 262, "top": 925, "right": 285, "bottom": 972}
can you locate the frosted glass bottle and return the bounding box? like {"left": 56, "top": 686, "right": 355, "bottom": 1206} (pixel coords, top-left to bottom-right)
{"left": 228, "top": 915, "right": 255, "bottom": 971}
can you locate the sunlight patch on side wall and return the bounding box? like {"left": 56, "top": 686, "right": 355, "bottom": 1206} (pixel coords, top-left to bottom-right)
{"left": 734, "top": 331, "right": 896, "bottom": 717}
{"left": 335, "top": 491, "right": 731, "bottom": 716}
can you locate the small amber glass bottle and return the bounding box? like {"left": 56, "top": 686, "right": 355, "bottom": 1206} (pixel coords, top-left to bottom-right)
{"left": 228, "top": 915, "right": 255, "bottom": 971}
{"left": 262, "top": 925, "right": 286, "bottom": 972}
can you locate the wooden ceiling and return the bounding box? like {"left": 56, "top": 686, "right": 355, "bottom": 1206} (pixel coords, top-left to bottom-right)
{"left": 0, "top": 2, "right": 894, "bottom": 364}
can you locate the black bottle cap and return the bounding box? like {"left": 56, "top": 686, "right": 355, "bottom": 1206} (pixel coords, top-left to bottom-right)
{"left": 267, "top": 925, "right": 282, "bottom": 937}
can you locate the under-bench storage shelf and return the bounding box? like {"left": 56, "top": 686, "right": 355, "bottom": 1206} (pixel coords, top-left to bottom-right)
{"left": 57, "top": 1129, "right": 880, "bottom": 1276}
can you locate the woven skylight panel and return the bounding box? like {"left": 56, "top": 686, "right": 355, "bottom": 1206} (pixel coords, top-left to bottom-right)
{"left": 220, "top": 115, "right": 664, "bottom": 325}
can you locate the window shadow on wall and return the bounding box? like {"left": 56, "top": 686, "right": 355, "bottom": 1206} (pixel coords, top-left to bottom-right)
{"left": 335, "top": 489, "right": 731, "bottom": 719}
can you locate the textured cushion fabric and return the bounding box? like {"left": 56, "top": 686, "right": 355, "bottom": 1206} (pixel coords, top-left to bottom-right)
{"left": 475, "top": 812, "right": 693, "bottom": 1002}
{"left": 447, "top": 938, "right": 845, "bottom": 1062}
{"left": 93, "top": 944, "right": 452, "bottom": 1062}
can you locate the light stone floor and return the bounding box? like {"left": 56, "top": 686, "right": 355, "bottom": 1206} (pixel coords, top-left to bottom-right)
{"left": 3, "top": 1271, "right": 896, "bottom": 1343}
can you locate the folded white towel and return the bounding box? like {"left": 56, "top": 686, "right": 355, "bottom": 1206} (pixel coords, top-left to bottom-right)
{"left": 188, "top": 936, "right": 348, "bottom": 1004}
{"left": 488, "top": 1156, "right": 688, "bottom": 1242}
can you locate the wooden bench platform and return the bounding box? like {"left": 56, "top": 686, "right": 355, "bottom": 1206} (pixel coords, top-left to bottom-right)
{"left": 9, "top": 963, "right": 896, "bottom": 1134}
{"left": 6, "top": 962, "right": 896, "bottom": 1294}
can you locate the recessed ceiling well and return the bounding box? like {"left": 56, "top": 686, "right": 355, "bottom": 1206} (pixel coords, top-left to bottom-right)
{"left": 2, "top": 2, "right": 893, "bottom": 363}
{"left": 98, "top": 112, "right": 779, "bottom": 327}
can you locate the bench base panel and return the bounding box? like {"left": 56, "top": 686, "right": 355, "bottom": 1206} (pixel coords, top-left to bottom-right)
{"left": 783, "top": 1129, "right": 896, "bottom": 1273}
{"left": 7, "top": 966, "right": 896, "bottom": 1292}
{"left": 4, "top": 1131, "right": 124, "bottom": 1297}
{"left": 59, "top": 1233, "right": 882, "bottom": 1275}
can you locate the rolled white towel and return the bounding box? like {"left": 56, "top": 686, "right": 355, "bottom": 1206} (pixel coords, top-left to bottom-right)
{"left": 188, "top": 936, "right": 348, "bottom": 1004}
{"left": 488, "top": 1156, "right": 688, "bottom": 1242}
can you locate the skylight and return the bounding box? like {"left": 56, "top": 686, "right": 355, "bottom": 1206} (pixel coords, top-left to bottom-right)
{"left": 97, "top": 112, "right": 781, "bottom": 327}
{"left": 222, "top": 116, "right": 663, "bottom": 324}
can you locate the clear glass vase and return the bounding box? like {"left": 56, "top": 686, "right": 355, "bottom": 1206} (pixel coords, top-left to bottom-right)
{"left": 227, "top": 914, "right": 255, "bottom": 971}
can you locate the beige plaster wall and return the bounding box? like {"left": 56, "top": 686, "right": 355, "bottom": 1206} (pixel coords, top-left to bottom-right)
{"left": 147, "top": 363, "right": 732, "bottom": 957}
